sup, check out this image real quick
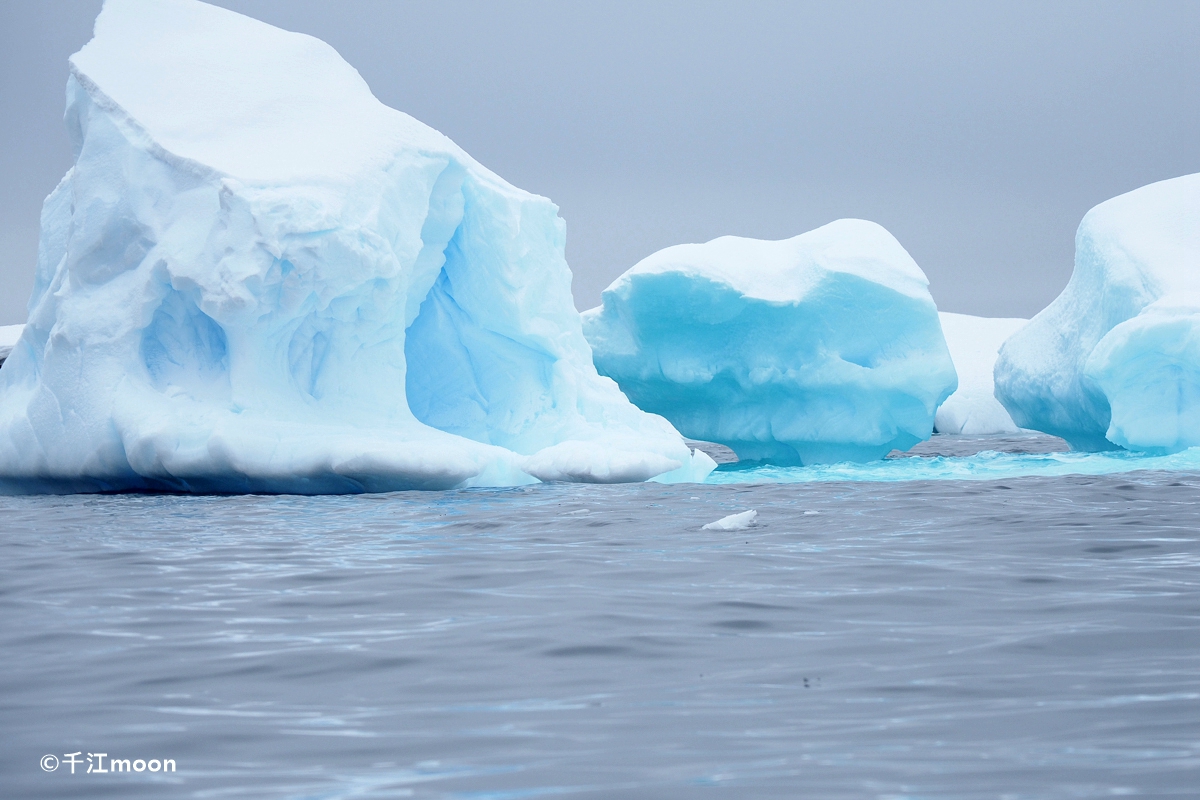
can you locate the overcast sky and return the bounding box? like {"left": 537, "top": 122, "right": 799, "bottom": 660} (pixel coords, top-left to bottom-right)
{"left": 1, "top": 0, "right": 1198, "bottom": 326}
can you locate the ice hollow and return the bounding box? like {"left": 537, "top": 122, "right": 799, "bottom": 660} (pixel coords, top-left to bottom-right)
{"left": 934, "top": 313, "right": 1025, "bottom": 435}
{"left": 582, "top": 221, "right": 958, "bottom": 465}
{"left": 994, "top": 173, "right": 1200, "bottom": 453}
{"left": 0, "top": 0, "right": 713, "bottom": 493}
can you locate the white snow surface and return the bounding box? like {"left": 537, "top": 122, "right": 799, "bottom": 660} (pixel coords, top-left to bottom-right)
{"left": 0, "top": 324, "right": 22, "bottom": 363}
{"left": 994, "top": 173, "right": 1200, "bottom": 453}
{"left": 583, "top": 221, "right": 958, "bottom": 465}
{"left": 0, "top": 0, "right": 713, "bottom": 493}
{"left": 934, "top": 313, "right": 1025, "bottom": 435}
{"left": 702, "top": 509, "right": 758, "bottom": 531}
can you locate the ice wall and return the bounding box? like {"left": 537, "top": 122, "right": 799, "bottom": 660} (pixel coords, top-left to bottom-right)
{"left": 934, "top": 313, "right": 1025, "bottom": 435}
{"left": 0, "top": 324, "right": 22, "bottom": 367}
{"left": 583, "top": 221, "right": 958, "bottom": 465}
{"left": 994, "top": 173, "right": 1200, "bottom": 452}
{"left": 0, "top": 0, "right": 712, "bottom": 493}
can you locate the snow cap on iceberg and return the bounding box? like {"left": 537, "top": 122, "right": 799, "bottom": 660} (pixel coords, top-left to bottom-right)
{"left": 0, "top": 0, "right": 713, "bottom": 493}
{"left": 582, "top": 220, "right": 958, "bottom": 465}
{"left": 934, "top": 312, "right": 1025, "bottom": 435}
{"left": 994, "top": 173, "right": 1200, "bottom": 453}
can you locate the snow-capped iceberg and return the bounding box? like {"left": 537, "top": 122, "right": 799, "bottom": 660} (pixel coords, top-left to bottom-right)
{"left": 994, "top": 173, "right": 1200, "bottom": 453}
{"left": 582, "top": 221, "right": 958, "bottom": 465}
{"left": 0, "top": 0, "right": 713, "bottom": 494}
{"left": 0, "top": 324, "right": 22, "bottom": 367}
{"left": 934, "top": 312, "right": 1025, "bottom": 435}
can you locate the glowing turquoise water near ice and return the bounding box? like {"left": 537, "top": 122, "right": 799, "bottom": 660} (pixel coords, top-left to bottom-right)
{"left": 708, "top": 439, "right": 1200, "bottom": 483}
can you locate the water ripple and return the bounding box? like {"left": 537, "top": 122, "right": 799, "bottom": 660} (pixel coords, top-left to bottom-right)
{"left": 2, "top": 461, "right": 1199, "bottom": 798}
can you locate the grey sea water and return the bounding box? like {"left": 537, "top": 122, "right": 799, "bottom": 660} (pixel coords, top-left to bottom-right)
{"left": 3, "top": 435, "right": 1199, "bottom": 799}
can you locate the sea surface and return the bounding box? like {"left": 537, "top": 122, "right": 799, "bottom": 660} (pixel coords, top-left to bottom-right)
{"left": 3, "top": 434, "right": 1199, "bottom": 799}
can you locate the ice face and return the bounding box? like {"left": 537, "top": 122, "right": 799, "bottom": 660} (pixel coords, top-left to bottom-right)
{"left": 994, "top": 173, "right": 1200, "bottom": 453}
{"left": 934, "top": 313, "right": 1025, "bottom": 435}
{"left": 0, "top": 0, "right": 713, "bottom": 494}
{"left": 582, "top": 220, "right": 958, "bottom": 465}
{"left": 0, "top": 325, "right": 22, "bottom": 366}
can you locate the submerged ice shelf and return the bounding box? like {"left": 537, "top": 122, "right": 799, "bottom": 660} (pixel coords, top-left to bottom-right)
{"left": 0, "top": 0, "right": 712, "bottom": 494}
{"left": 705, "top": 435, "right": 1200, "bottom": 484}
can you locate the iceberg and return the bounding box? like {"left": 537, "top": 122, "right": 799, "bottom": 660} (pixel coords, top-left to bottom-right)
{"left": 582, "top": 221, "right": 958, "bottom": 465}
{"left": 0, "top": 324, "right": 22, "bottom": 367}
{"left": 934, "top": 312, "right": 1025, "bottom": 435}
{"left": 994, "top": 174, "right": 1200, "bottom": 453}
{"left": 0, "top": 0, "right": 713, "bottom": 494}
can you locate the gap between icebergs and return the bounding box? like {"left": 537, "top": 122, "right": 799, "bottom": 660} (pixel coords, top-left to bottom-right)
{"left": 934, "top": 312, "right": 1026, "bottom": 435}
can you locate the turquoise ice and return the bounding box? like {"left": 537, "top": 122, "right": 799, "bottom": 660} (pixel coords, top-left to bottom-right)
{"left": 583, "top": 221, "right": 958, "bottom": 465}
{"left": 995, "top": 173, "right": 1200, "bottom": 453}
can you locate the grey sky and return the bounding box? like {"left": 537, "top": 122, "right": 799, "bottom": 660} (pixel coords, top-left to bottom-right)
{"left": 2, "top": 1, "right": 1198, "bottom": 326}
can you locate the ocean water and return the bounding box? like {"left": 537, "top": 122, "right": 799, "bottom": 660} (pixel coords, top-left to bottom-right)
{"left": 3, "top": 435, "right": 1200, "bottom": 798}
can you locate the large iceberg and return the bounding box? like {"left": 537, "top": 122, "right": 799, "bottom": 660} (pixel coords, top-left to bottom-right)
{"left": 0, "top": 0, "right": 713, "bottom": 494}
{"left": 994, "top": 174, "right": 1200, "bottom": 453}
{"left": 934, "top": 312, "right": 1025, "bottom": 435}
{"left": 582, "top": 221, "right": 958, "bottom": 465}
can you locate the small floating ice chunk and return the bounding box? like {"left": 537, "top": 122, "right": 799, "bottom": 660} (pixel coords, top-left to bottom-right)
{"left": 702, "top": 510, "right": 758, "bottom": 530}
